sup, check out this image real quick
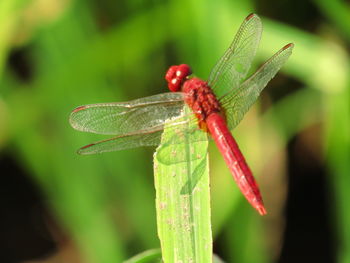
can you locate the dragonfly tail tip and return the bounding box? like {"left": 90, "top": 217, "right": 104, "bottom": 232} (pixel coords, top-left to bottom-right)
{"left": 257, "top": 205, "right": 267, "bottom": 216}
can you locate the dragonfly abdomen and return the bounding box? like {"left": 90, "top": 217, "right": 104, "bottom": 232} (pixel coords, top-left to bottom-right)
{"left": 206, "top": 113, "right": 266, "bottom": 215}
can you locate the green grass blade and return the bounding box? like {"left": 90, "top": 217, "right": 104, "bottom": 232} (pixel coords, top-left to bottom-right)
{"left": 154, "top": 109, "right": 212, "bottom": 262}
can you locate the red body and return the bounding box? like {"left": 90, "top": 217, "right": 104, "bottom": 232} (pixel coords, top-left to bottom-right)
{"left": 206, "top": 113, "right": 266, "bottom": 215}
{"left": 165, "top": 64, "right": 266, "bottom": 215}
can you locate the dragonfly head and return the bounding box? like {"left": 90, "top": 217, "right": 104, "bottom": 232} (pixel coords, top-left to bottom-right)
{"left": 165, "top": 64, "right": 192, "bottom": 92}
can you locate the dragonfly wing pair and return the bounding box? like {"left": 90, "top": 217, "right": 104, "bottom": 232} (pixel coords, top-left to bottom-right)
{"left": 207, "top": 14, "right": 293, "bottom": 131}
{"left": 70, "top": 92, "right": 203, "bottom": 157}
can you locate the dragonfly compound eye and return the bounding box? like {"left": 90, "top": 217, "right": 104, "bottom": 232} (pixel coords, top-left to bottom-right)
{"left": 165, "top": 64, "right": 192, "bottom": 92}
{"left": 177, "top": 64, "right": 192, "bottom": 79}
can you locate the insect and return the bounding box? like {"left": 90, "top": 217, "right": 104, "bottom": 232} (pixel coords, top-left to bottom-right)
{"left": 69, "top": 13, "right": 294, "bottom": 215}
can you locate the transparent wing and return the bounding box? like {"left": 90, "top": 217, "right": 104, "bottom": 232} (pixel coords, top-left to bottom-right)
{"left": 78, "top": 129, "right": 164, "bottom": 155}
{"left": 221, "top": 43, "right": 294, "bottom": 131}
{"left": 208, "top": 13, "right": 262, "bottom": 98}
{"left": 78, "top": 109, "right": 208, "bottom": 165}
{"left": 69, "top": 92, "right": 185, "bottom": 135}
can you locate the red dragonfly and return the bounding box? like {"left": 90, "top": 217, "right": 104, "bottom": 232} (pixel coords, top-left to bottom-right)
{"left": 70, "top": 14, "right": 293, "bottom": 215}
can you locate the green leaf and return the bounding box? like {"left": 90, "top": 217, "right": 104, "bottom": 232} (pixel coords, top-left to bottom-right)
{"left": 153, "top": 107, "right": 212, "bottom": 262}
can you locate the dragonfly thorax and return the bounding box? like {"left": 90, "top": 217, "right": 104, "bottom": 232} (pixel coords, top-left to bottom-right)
{"left": 165, "top": 64, "right": 192, "bottom": 92}
{"left": 183, "top": 77, "right": 222, "bottom": 130}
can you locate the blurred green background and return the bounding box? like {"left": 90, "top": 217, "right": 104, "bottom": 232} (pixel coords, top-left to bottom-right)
{"left": 0, "top": 0, "right": 349, "bottom": 262}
